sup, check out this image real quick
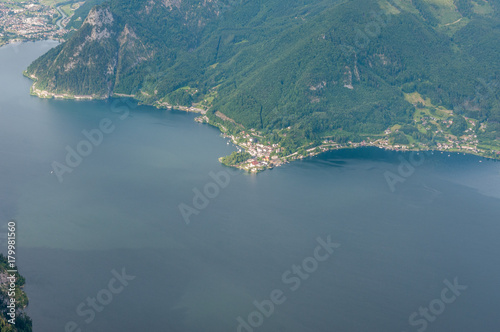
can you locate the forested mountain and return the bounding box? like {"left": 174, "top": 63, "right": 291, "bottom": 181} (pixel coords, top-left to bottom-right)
{"left": 26, "top": 0, "right": 500, "bottom": 154}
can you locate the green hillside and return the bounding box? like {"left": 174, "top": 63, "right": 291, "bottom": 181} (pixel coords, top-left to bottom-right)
{"left": 25, "top": 0, "right": 500, "bottom": 163}
{"left": 0, "top": 253, "right": 31, "bottom": 332}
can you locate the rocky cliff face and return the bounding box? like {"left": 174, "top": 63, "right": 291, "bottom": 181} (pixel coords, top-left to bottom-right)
{"left": 26, "top": 0, "right": 500, "bottom": 142}
{"left": 27, "top": 5, "right": 120, "bottom": 97}
{"left": 27, "top": 0, "right": 228, "bottom": 97}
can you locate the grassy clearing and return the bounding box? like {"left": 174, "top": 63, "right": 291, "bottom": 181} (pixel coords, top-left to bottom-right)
{"left": 60, "top": 4, "right": 73, "bottom": 16}
{"left": 423, "top": 0, "right": 462, "bottom": 25}
{"left": 405, "top": 92, "right": 451, "bottom": 119}
{"left": 39, "top": 0, "right": 75, "bottom": 6}
{"left": 378, "top": 0, "right": 401, "bottom": 14}
{"left": 472, "top": 1, "right": 494, "bottom": 15}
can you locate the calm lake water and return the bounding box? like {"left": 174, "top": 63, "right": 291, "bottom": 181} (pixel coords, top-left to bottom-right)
{"left": 1, "top": 41, "right": 500, "bottom": 332}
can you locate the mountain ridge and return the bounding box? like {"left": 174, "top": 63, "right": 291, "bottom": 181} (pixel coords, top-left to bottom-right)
{"left": 25, "top": 0, "right": 500, "bottom": 168}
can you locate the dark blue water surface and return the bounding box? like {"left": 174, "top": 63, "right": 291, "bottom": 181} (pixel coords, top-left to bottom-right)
{"left": 1, "top": 41, "right": 500, "bottom": 332}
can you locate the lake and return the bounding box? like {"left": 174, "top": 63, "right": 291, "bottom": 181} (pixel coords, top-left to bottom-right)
{"left": 1, "top": 41, "right": 500, "bottom": 332}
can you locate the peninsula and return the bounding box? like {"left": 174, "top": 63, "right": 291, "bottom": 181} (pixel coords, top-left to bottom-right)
{"left": 19, "top": 0, "right": 500, "bottom": 171}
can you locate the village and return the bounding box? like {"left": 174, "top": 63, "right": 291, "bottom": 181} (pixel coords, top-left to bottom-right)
{"left": 3, "top": 1, "right": 497, "bottom": 173}
{"left": 0, "top": 0, "right": 72, "bottom": 46}
{"left": 195, "top": 100, "right": 500, "bottom": 174}
{"left": 228, "top": 131, "right": 282, "bottom": 172}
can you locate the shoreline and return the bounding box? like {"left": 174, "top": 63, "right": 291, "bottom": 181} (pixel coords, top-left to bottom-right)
{"left": 24, "top": 78, "right": 500, "bottom": 173}
{"left": 223, "top": 138, "right": 499, "bottom": 174}
{"left": 26, "top": 77, "right": 208, "bottom": 113}
{"left": 193, "top": 113, "right": 500, "bottom": 173}
{"left": 1, "top": 38, "right": 62, "bottom": 48}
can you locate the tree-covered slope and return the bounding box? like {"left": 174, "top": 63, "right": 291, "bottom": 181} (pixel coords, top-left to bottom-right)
{"left": 26, "top": 0, "right": 500, "bottom": 150}
{"left": 0, "top": 252, "right": 31, "bottom": 332}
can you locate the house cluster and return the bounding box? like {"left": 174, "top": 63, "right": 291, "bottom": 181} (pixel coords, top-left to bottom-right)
{"left": 241, "top": 158, "right": 269, "bottom": 172}
{"left": 436, "top": 142, "right": 454, "bottom": 150}
{"left": 239, "top": 154, "right": 283, "bottom": 172}
{"left": 241, "top": 141, "right": 276, "bottom": 159}
{"left": 443, "top": 119, "right": 453, "bottom": 128}
{"left": 0, "top": 1, "right": 65, "bottom": 42}
{"left": 223, "top": 130, "right": 284, "bottom": 172}
{"left": 322, "top": 139, "right": 342, "bottom": 147}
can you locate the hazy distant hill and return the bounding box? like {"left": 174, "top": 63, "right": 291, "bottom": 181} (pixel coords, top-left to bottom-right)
{"left": 26, "top": 0, "right": 500, "bottom": 148}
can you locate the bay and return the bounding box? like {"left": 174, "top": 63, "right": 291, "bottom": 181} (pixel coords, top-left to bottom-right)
{"left": 1, "top": 41, "right": 500, "bottom": 332}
